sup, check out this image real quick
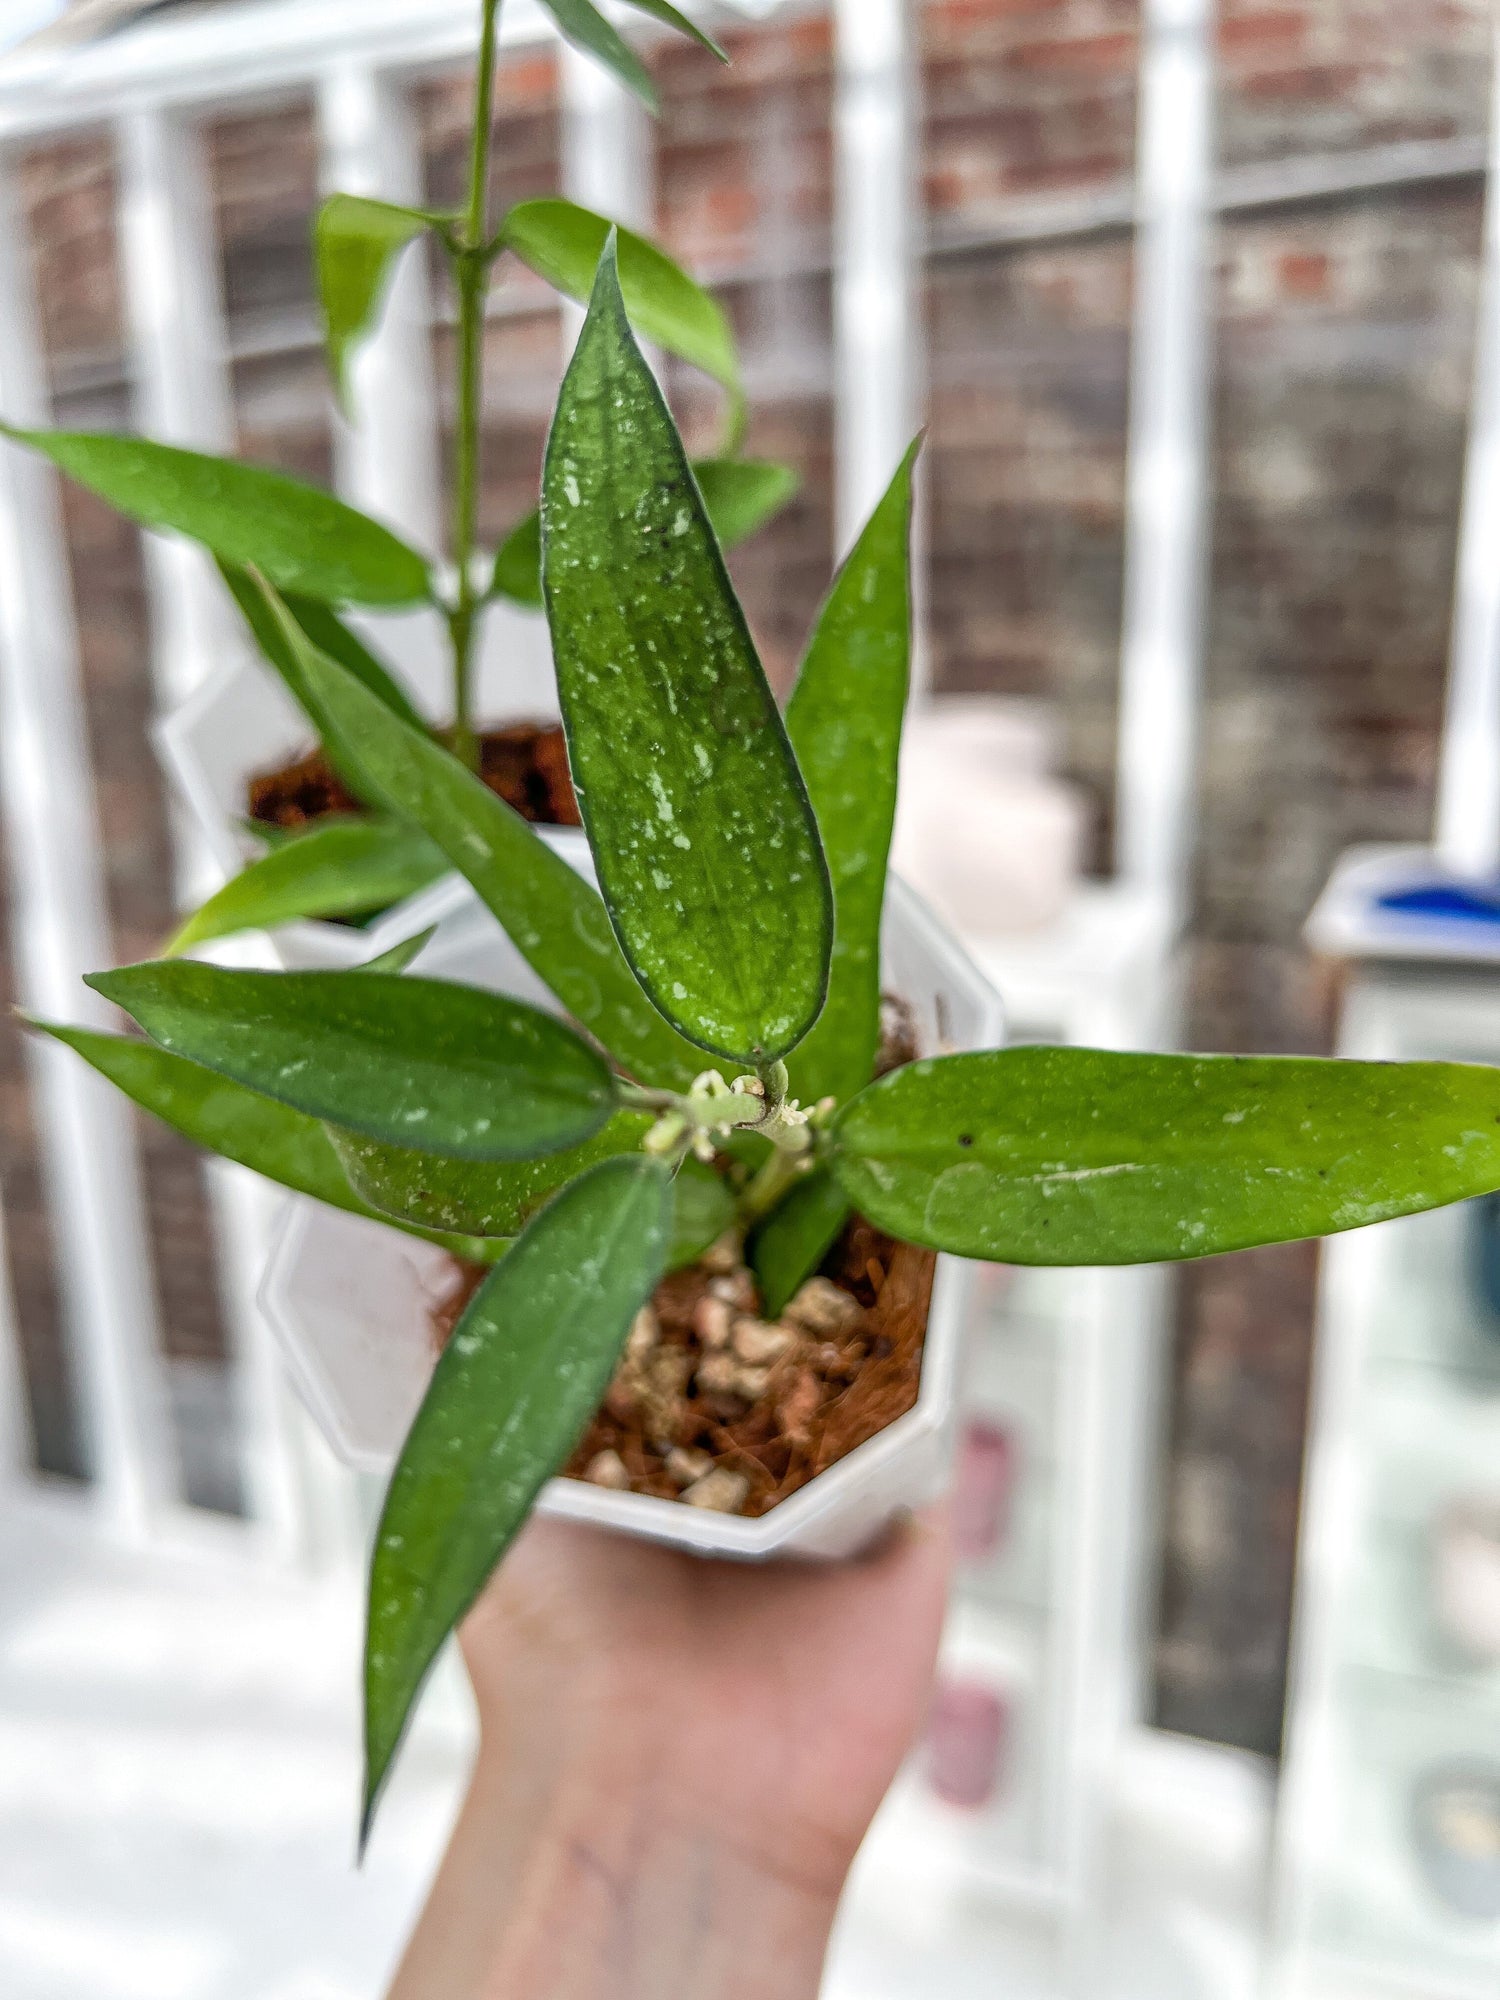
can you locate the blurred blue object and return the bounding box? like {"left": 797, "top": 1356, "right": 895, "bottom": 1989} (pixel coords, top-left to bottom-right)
{"left": 1378, "top": 881, "right": 1500, "bottom": 924}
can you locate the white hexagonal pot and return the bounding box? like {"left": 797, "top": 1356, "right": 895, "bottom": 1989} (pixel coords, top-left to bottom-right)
{"left": 155, "top": 600, "right": 566, "bottom": 970}
{"left": 258, "top": 861, "right": 1004, "bottom": 1560}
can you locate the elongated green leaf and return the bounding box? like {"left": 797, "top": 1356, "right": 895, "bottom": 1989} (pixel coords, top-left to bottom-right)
{"left": 278, "top": 591, "right": 427, "bottom": 731}
{"left": 166, "top": 817, "right": 445, "bottom": 953}
{"left": 315, "top": 194, "right": 433, "bottom": 413}
{"left": 748, "top": 1169, "right": 851, "bottom": 1318}
{"left": 488, "top": 509, "right": 544, "bottom": 608}
{"left": 330, "top": 1108, "right": 655, "bottom": 1240}
{"left": 785, "top": 442, "right": 918, "bottom": 1105}
{"left": 362, "top": 927, "right": 437, "bottom": 975}
{"left": 832, "top": 1047, "right": 1500, "bottom": 1265}
{"left": 499, "top": 198, "right": 739, "bottom": 400}
{"left": 532, "top": 0, "right": 658, "bottom": 110}
{"left": 1, "top": 428, "right": 431, "bottom": 606}
{"left": 332, "top": 1114, "right": 733, "bottom": 1271}
{"left": 692, "top": 457, "right": 801, "bottom": 546}
{"left": 543, "top": 237, "right": 831, "bottom": 1064}
{"left": 87, "top": 962, "right": 617, "bottom": 1162}
{"left": 363, "top": 1154, "right": 673, "bottom": 1839}
{"left": 220, "top": 560, "right": 427, "bottom": 800}
{"left": 277, "top": 585, "right": 706, "bottom": 1090}
{"left": 29, "top": 1021, "right": 504, "bottom": 1263}
{"left": 623, "top": 1, "right": 727, "bottom": 59}
{"left": 488, "top": 458, "right": 799, "bottom": 609}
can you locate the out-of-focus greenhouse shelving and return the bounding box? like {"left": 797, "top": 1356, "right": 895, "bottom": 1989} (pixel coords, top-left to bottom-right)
{"left": 1274, "top": 964, "right": 1500, "bottom": 2000}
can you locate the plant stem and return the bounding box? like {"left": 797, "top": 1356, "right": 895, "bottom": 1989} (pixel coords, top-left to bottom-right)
{"left": 447, "top": 0, "right": 504, "bottom": 768}
{"left": 736, "top": 1144, "right": 813, "bottom": 1229}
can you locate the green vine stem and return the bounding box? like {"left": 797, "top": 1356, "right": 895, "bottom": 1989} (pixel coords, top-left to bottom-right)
{"left": 445, "top": 0, "right": 504, "bottom": 769}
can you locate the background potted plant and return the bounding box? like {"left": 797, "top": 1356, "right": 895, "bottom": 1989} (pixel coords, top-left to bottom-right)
{"left": 8, "top": 0, "right": 799, "bottom": 969}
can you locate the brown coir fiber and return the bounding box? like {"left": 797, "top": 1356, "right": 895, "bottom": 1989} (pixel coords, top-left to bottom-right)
{"left": 248, "top": 720, "right": 581, "bottom": 831}
{"left": 431, "top": 1216, "right": 936, "bottom": 1520}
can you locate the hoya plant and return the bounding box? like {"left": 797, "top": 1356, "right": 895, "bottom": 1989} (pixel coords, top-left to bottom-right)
{"left": 4, "top": 0, "right": 797, "bottom": 943}
{"left": 28, "top": 227, "right": 1500, "bottom": 1839}
{"left": 18, "top": 5, "right": 1500, "bottom": 1853}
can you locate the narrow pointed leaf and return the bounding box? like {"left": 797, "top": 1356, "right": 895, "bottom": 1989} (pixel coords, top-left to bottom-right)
{"left": 623, "top": 0, "right": 727, "bottom": 59}
{"left": 498, "top": 198, "right": 739, "bottom": 399}
{"left": 691, "top": 457, "right": 801, "bottom": 546}
{"left": 330, "top": 1109, "right": 655, "bottom": 1240}
{"left": 785, "top": 441, "right": 918, "bottom": 1106}
{"left": 543, "top": 238, "right": 831, "bottom": 1064}
{"left": 832, "top": 1048, "right": 1500, "bottom": 1265}
{"left": 220, "top": 560, "right": 426, "bottom": 799}
{"left": 315, "top": 194, "right": 433, "bottom": 413}
{"left": 166, "top": 817, "right": 445, "bottom": 953}
{"left": 488, "top": 508, "right": 544, "bottom": 608}
{"left": 362, "top": 1155, "right": 673, "bottom": 1839}
{"left": 362, "top": 927, "right": 438, "bottom": 975}
{"left": 488, "top": 458, "right": 798, "bottom": 609}
{"left": 331, "top": 1115, "right": 733, "bottom": 1271}
{"left": 282, "top": 589, "right": 706, "bottom": 1090}
{"left": 28, "top": 1021, "right": 504, "bottom": 1263}
{"left": 748, "top": 1169, "right": 851, "bottom": 1319}
{"left": 0, "top": 427, "right": 430, "bottom": 606}
{"left": 532, "top": 0, "right": 657, "bottom": 110}
{"left": 87, "top": 962, "right": 617, "bottom": 1162}
{"left": 277, "top": 590, "right": 427, "bottom": 731}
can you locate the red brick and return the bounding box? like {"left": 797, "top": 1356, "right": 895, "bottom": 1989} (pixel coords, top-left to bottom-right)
{"left": 1218, "top": 8, "right": 1312, "bottom": 58}
{"left": 1277, "top": 249, "right": 1331, "bottom": 300}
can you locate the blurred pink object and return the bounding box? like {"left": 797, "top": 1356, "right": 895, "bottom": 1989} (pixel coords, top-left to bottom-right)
{"left": 952, "top": 1416, "right": 1019, "bottom": 1562}
{"left": 925, "top": 1677, "right": 1010, "bottom": 1809}
{"left": 1432, "top": 1497, "right": 1500, "bottom": 1666}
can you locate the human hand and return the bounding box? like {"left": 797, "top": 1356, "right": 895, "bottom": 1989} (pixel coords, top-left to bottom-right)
{"left": 389, "top": 1506, "right": 952, "bottom": 2000}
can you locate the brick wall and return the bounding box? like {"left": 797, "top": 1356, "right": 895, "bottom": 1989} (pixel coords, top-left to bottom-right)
{"left": 1, "top": 0, "right": 1496, "bottom": 1750}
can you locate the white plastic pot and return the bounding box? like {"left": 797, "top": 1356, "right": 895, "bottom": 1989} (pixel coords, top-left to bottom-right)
{"left": 892, "top": 697, "right": 1086, "bottom": 939}
{"left": 258, "top": 864, "right": 1004, "bottom": 1561}
{"left": 155, "top": 598, "right": 564, "bottom": 970}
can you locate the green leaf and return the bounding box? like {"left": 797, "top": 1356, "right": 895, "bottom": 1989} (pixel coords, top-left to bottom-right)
{"left": 488, "top": 459, "right": 798, "bottom": 609}
{"left": 531, "top": 0, "right": 658, "bottom": 110}
{"left": 488, "top": 509, "right": 544, "bottom": 608}
{"left": 220, "top": 560, "right": 427, "bottom": 799}
{"left": 498, "top": 198, "right": 739, "bottom": 401}
{"left": 332, "top": 1114, "right": 733, "bottom": 1271}
{"left": 330, "top": 1108, "right": 655, "bottom": 1241}
{"left": 748, "top": 1169, "right": 851, "bottom": 1318}
{"left": 28, "top": 1020, "right": 504, "bottom": 1262}
{"left": 692, "top": 457, "right": 801, "bottom": 545}
{"left": 315, "top": 194, "right": 433, "bottom": 414}
{"left": 278, "top": 590, "right": 427, "bottom": 732}
{"left": 670, "top": 1157, "right": 738, "bottom": 1269}
{"left": 362, "top": 1154, "right": 672, "bottom": 1840}
{"left": 832, "top": 1048, "right": 1500, "bottom": 1265}
{"left": 284, "top": 592, "right": 706, "bottom": 1091}
{"left": 785, "top": 441, "right": 919, "bottom": 1107}
{"left": 542, "top": 237, "right": 831, "bottom": 1065}
{"left": 622, "top": 1, "right": 727, "bottom": 60}
{"left": 362, "top": 927, "right": 437, "bottom": 975}
{"left": 165, "top": 817, "right": 445, "bottom": 953}
{"left": 87, "top": 962, "right": 618, "bottom": 1162}
{"left": 0, "top": 427, "right": 431, "bottom": 607}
